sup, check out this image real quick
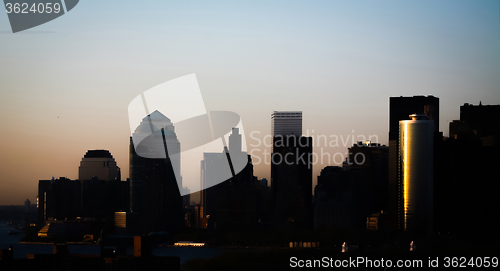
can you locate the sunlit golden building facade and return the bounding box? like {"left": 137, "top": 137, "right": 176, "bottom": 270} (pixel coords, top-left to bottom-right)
{"left": 399, "top": 114, "right": 434, "bottom": 235}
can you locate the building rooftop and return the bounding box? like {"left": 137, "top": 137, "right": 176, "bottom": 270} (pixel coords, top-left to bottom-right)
{"left": 83, "top": 150, "right": 113, "bottom": 159}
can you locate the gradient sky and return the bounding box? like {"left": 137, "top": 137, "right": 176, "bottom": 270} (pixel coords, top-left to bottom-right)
{"left": 0, "top": 0, "right": 499, "bottom": 205}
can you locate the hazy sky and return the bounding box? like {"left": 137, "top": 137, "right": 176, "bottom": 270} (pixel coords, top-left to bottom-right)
{"left": 1, "top": 0, "right": 499, "bottom": 205}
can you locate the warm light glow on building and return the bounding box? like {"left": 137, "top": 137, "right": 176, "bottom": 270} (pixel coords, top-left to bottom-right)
{"left": 43, "top": 192, "right": 47, "bottom": 220}
{"left": 174, "top": 242, "right": 205, "bottom": 247}
{"left": 399, "top": 114, "right": 434, "bottom": 234}
{"left": 403, "top": 122, "right": 408, "bottom": 230}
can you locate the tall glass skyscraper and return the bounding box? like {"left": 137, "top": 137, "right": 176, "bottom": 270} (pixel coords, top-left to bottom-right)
{"left": 399, "top": 114, "right": 434, "bottom": 235}
{"left": 270, "top": 110, "right": 312, "bottom": 229}
{"left": 388, "top": 96, "right": 439, "bottom": 230}
{"left": 129, "top": 110, "right": 183, "bottom": 233}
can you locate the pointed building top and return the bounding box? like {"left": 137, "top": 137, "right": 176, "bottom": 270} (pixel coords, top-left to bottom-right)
{"left": 135, "top": 110, "right": 175, "bottom": 134}
{"left": 145, "top": 110, "right": 170, "bottom": 122}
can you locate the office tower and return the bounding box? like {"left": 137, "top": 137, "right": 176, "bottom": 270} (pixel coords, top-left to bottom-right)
{"left": 199, "top": 127, "right": 243, "bottom": 223}
{"left": 456, "top": 103, "right": 500, "bottom": 145}
{"left": 78, "top": 150, "right": 128, "bottom": 221}
{"left": 434, "top": 103, "right": 500, "bottom": 237}
{"left": 38, "top": 180, "right": 50, "bottom": 222}
{"left": 78, "top": 150, "right": 128, "bottom": 219}
{"left": 313, "top": 166, "right": 370, "bottom": 230}
{"left": 37, "top": 177, "right": 81, "bottom": 222}
{"left": 200, "top": 152, "right": 227, "bottom": 221}
{"left": 271, "top": 111, "right": 312, "bottom": 228}
{"left": 129, "top": 111, "right": 183, "bottom": 233}
{"left": 131, "top": 110, "right": 182, "bottom": 186}
{"left": 399, "top": 114, "right": 434, "bottom": 234}
{"left": 210, "top": 155, "right": 258, "bottom": 229}
{"left": 316, "top": 142, "right": 387, "bottom": 230}
{"left": 270, "top": 110, "right": 304, "bottom": 190}
{"left": 388, "top": 95, "right": 439, "bottom": 230}
{"left": 200, "top": 128, "right": 261, "bottom": 229}
{"left": 271, "top": 111, "right": 302, "bottom": 139}
{"left": 78, "top": 150, "right": 121, "bottom": 181}
{"left": 343, "top": 141, "right": 389, "bottom": 215}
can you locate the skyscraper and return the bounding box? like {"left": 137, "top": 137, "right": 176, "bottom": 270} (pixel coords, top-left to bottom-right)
{"left": 78, "top": 150, "right": 128, "bottom": 219}
{"left": 78, "top": 150, "right": 121, "bottom": 181}
{"left": 38, "top": 150, "right": 128, "bottom": 225}
{"left": 313, "top": 166, "right": 370, "bottom": 230}
{"left": 344, "top": 141, "right": 389, "bottom": 216}
{"left": 200, "top": 152, "right": 228, "bottom": 221}
{"left": 37, "top": 177, "right": 81, "bottom": 222}
{"left": 129, "top": 111, "right": 183, "bottom": 233}
{"left": 388, "top": 96, "right": 439, "bottom": 230}
{"left": 399, "top": 114, "right": 434, "bottom": 235}
{"left": 199, "top": 127, "right": 259, "bottom": 229}
{"left": 271, "top": 111, "right": 312, "bottom": 229}
{"left": 458, "top": 103, "right": 500, "bottom": 144}
{"left": 434, "top": 103, "right": 500, "bottom": 237}
{"left": 270, "top": 110, "right": 304, "bottom": 189}
{"left": 271, "top": 111, "right": 302, "bottom": 139}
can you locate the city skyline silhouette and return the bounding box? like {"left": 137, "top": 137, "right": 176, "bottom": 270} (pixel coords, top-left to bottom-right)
{"left": 1, "top": 2, "right": 499, "bottom": 269}
{"left": 1, "top": 1, "right": 499, "bottom": 205}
